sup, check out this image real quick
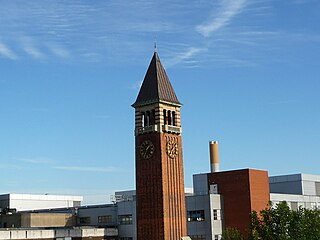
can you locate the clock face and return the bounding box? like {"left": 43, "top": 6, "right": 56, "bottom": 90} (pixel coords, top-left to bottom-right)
{"left": 139, "top": 140, "right": 155, "bottom": 159}
{"left": 166, "top": 140, "right": 179, "bottom": 159}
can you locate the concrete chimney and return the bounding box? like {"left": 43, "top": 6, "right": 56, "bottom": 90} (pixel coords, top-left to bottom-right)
{"left": 209, "top": 141, "right": 219, "bottom": 173}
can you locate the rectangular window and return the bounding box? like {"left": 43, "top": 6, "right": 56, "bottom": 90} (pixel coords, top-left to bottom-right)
{"left": 315, "top": 182, "right": 320, "bottom": 196}
{"left": 189, "top": 235, "right": 205, "bottom": 240}
{"left": 187, "top": 210, "right": 205, "bottom": 222}
{"left": 291, "top": 202, "right": 298, "bottom": 211}
{"left": 213, "top": 209, "right": 221, "bottom": 220}
{"left": 79, "top": 217, "right": 91, "bottom": 224}
{"left": 98, "top": 215, "right": 113, "bottom": 223}
{"left": 118, "top": 215, "right": 133, "bottom": 225}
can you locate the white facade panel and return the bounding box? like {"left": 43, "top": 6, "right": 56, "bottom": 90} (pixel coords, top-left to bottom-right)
{"left": 302, "top": 180, "right": 316, "bottom": 195}
{"left": 0, "top": 228, "right": 115, "bottom": 239}
{"left": 270, "top": 193, "right": 320, "bottom": 209}
{"left": 0, "top": 194, "right": 83, "bottom": 212}
{"left": 186, "top": 194, "right": 222, "bottom": 240}
{"left": 301, "top": 173, "right": 320, "bottom": 182}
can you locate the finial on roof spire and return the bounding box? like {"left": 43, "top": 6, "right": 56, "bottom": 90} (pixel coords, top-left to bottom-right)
{"left": 154, "top": 42, "right": 157, "bottom": 53}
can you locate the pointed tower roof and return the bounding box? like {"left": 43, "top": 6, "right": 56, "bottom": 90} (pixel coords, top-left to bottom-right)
{"left": 132, "top": 52, "right": 181, "bottom": 107}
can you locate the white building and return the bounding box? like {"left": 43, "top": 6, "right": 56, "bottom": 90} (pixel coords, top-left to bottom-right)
{"left": 269, "top": 173, "right": 320, "bottom": 210}
{"left": 0, "top": 194, "right": 83, "bottom": 212}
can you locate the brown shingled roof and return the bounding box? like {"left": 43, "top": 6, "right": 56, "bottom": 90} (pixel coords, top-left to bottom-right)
{"left": 132, "top": 52, "right": 181, "bottom": 107}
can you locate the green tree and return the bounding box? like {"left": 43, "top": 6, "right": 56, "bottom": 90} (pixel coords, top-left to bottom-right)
{"left": 222, "top": 227, "right": 244, "bottom": 240}
{"left": 249, "top": 201, "right": 320, "bottom": 240}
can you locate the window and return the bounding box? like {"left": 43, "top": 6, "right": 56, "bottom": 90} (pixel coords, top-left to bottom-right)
{"left": 213, "top": 209, "right": 221, "bottom": 220}
{"left": 146, "top": 111, "right": 150, "bottom": 126}
{"left": 118, "top": 215, "right": 132, "bottom": 225}
{"left": 315, "top": 182, "right": 320, "bottom": 196}
{"left": 149, "top": 109, "right": 155, "bottom": 125}
{"left": 73, "top": 201, "right": 81, "bottom": 207}
{"left": 141, "top": 112, "right": 145, "bottom": 127}
{"left": 163, "top": 110, "right": 167, "bottom": 124}
{"left": 189, "top": 235, "right": 205, "bottom": 240}
{"left": 98, "top": 215, "right": 113, "bottom": 223}
{"left": 168, "top": 110, "right": 172, "bottom": 125}
{"left": 291, "top": 202, "right": 298, "bottom": 211}
{"left": 187, "top": 210, "right": 205, "bottom": 222}
{"left": 172, "top": 111, "right": 176, "bottom": 126}
{"left": 79, "top": 217, "right": 91, "bottom": 224}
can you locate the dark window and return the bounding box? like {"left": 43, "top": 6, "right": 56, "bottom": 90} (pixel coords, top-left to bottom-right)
{"left": 163, "top": 109, "right": 167, "bottom": 124}
{"left": 98, "top": 215, "right": 113, "bottom": 223}
{"left": 79, "top": 217, "right": 91, "bottom": 224}
{"left": 172, "top": 111, "right": 176, "bottom": 126}
{"left": 187, "top": 210, "right": 205, "bottom": 222}
{"left": 190, "top": 235, "right": 205, "bottom": 240}
{"left": 213, "top": 209, "right": 221, "bottom": 220}
{"left": 151, "top": 109, "right": 155, "bottom": 125}
{"left": 146, "top": 111, "right": 150, "bottom": 126}
{"left": 168, "top": 110, "right": 172, "bottom": 125}
{"left": 118, "top": 215, "right": 132, "bottom": 225}
{"left": 141, "top": 112, "right": 145, "bottom": 127}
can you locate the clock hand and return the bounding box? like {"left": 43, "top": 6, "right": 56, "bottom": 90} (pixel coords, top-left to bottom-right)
{"left": 146, "top": 145, "right": 150, "bottom": 153}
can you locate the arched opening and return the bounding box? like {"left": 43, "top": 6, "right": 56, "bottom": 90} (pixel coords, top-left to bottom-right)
{"left": 172, "top": 111, "right": 176, "bottom": 126}
{"left": 168, "top": 110, "right": 172, "bottom": 125}
{"left": 151, "top": 109, "right": 155, "bottom": 125}
{"left": 141, "top": 112, "right": 145, "bottom": 127}
{"left": 146, "top": 111, "right": 151, "bottom": 126}
{"left": 163, "top": 109, "right": 167, "bottom": 125}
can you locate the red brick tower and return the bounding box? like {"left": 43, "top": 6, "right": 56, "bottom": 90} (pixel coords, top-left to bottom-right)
{"left": 132, "top": 51, "right": 187, "bottom": 240}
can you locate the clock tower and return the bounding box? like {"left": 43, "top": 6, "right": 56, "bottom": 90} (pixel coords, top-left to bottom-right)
{"left": 132, "top": 51, "right": 187, "bottom": 240}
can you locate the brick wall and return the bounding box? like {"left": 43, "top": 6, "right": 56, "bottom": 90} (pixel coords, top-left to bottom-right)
{"left": 207, "top": 169, "right": 269, "bottom": 236}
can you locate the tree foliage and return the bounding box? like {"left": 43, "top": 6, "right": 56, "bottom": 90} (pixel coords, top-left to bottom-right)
{"left": 222, "top": 227, "right": 244, "bottom": 240}
{"left": 249, "top": 201, "right": 320, "bottom": 240}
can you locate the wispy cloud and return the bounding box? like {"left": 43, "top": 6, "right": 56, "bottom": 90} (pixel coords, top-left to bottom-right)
{"left": 196, "top": 0, "right": 248, "bottom": 37}
{"left": 24, "top": 46, "right": 44, "bottom": 59}
{"left": 21, "top": 37, "right": 44, "bottom": 59}
{"left": 48, "top": 44, "right": 71, "bottom": 58}
{"left": 16, "top": 157, "right": 55, "bottom": 165}
{"left": 0, "top": 164, "right": 23, "bottom": 170}
{"left": 0, "top": 0, "right": 316, "bottom": 68}
{"left": 15, "top": 157, "right": 117, "bottom": 173}
{"left": 53, "top": 166, "right": 118, "bottom": 173}
{"left": 0, "top": 42, "right": 18, "bottom": 60}
{"left": 165, "top": 47, "right": 207, "bottom": 67}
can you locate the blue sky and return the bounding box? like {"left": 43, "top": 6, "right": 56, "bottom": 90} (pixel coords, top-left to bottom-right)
{"left": 0, "top": 0, "right": 319, "bottom": 204}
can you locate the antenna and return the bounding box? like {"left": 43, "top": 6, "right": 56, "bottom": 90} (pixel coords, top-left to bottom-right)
{"left": 154, "top": 42, "right": 157, "bottom": 53}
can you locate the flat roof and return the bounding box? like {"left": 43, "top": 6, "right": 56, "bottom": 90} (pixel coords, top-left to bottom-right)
{"left": 0, "top": 193, "right": 83, "bottom": 201}
{"left": 269, "top": 173, "right": 320, "bottom": 183}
